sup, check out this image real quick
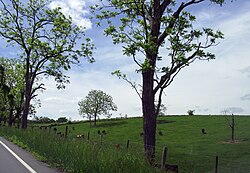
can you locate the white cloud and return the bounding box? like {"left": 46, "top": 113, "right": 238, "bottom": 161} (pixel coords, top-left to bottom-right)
{"left": 241, "top": 66, "right": 250, "bottom": 78}
{"left": 241, "top": 94, "right": 250, "bottom": 101}
{"left": 49, "top": 0, "right": 92, "bottom": 29}
{"left": 225, "top": 107, "right": 245, "bottom": 114}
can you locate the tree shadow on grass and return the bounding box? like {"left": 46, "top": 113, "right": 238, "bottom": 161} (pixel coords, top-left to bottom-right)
{"left": 157, "top": 120, "right": 176, "bottom": 124}
{"left": 95, "top": 121, "right": 128, "bottom": 128}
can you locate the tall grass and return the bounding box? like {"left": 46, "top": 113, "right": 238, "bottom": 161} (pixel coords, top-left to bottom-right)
{"left": 0, "top": 126, "right": 158, "bottom": 173}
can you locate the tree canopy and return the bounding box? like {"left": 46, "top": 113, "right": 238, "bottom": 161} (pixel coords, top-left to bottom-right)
{"left": 78, "top": 90, "right": 117, "bottom": 126}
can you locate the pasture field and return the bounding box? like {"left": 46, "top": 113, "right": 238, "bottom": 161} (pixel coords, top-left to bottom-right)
{"left": 1, "top": 115, "right": 250, "bottom": 173}
{"left": 48, "top": 115, "right": 250, "bottom": 173}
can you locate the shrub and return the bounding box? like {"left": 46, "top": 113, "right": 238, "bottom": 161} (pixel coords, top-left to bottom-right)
{"left": 187, "top": 110, "right": 195, "bottom": 116}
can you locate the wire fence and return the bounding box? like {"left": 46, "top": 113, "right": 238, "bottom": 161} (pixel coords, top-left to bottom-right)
{"left": 3, "top": 125, "right": 250, "bottom": 173}
{"left": 55, "top": 127, "right": 250, "bottom": 173}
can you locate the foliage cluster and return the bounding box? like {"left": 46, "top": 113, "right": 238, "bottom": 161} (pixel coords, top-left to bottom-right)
{"left": 0, "top": 58, "right": 26, "bottom": 127}
{"left": 187, "top": 109, "right": 195, "bottom": 116}
{"left": 78, "top": 90, "right": 117, "bottom": 126}
{"left": 30, "top": 116, "right": 56, "bottom": 124}
{"left": 56, "top": 117, "right": 68, "bottom": 123}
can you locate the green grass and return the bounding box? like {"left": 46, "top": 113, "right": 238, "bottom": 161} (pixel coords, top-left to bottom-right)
{"left": 1, "top": 115, "right": 250, "bottom": 173}
{"left": 0, "top": 124, "right": 157, "bottom": 173}
{"left": 47, "top": 115, "right": 250, "bottom": 173}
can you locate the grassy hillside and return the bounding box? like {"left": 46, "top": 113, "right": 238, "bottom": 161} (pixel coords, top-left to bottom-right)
{"left": 1, "top": 115, "right": 250, "bottom": 173}
{"left": 51, "top": 115, "right": 250, "bottom": 173}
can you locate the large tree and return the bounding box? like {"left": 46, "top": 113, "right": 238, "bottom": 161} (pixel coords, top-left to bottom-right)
{"left": 0, "top": 64, "right": 9, "bottom": 126}
{"left": 78, "top": 90, "right": 117, "bottom": 126}
{"left": 91, "top": 0, "right": 225, "bottom": 161}
{"left": 0, "top": 0, "right": 94, "bottom": 128}
{"left": 0, "top": 58, "right": 25, "bottom": 127}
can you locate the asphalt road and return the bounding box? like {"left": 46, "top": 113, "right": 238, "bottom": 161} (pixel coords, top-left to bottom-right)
{"left": 0, "top": 137, "right": 62, "bottom": 173}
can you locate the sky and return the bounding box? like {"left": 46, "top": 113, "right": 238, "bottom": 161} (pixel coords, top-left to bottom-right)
{"left": 1, "top": 0, "right": 250, "bottom": 120}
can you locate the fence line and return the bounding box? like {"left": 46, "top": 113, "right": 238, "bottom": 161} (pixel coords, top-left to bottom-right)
{"left": 9, "top": 125, "right": 250, "bottom": 173}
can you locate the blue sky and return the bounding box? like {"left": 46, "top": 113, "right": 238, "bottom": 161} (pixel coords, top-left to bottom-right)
{"left": 1, "top": 0, "right": 250, "bottom": 120}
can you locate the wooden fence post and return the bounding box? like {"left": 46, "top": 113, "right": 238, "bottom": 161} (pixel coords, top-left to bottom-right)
{"left": 100, "top": 134, "right": 103, "bottom": 145}
{"left": 215, "top": 156, "right": 219, "bottom": 173}
{"left": 126, "top": 140, "right": 130, "bottom": 150}
{"left": 65, "top": 126, "right": 68, "bottom": 138}
{"left": 161, "top": 146, "right": 168, "bottom": 170}
{"left": 87, "top": 131, "right": 90, "bottom": 143}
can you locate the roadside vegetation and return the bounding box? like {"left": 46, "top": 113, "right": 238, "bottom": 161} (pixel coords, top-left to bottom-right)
{"left": 1, "top": 115, "right": 250, "bottom": 173}
{"left": 0, "top": 124, "right": 156, "bottom": 173}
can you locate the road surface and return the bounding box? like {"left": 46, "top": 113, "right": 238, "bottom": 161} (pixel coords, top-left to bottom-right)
{"left": 0, "top": 137, "right": 62, "bottom": 173}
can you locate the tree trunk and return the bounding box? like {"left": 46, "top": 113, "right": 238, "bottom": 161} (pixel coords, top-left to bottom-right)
{"left": 94, "top": 113, "right": 97, "bottom": 126}
{"left": 22, "top": 82, "right": 32, "bottom": 129}
{"left": 3, "top": 115, "right": 6, "bottom": 125}
{"left": 89, "top": 116, "right": 92, "bottom": 127}
{"left": 8, "top": 95, "right": 14, "bottom": 127}
{"left": 22, "top": 93, "right": 31, "bottom": 129}
{"left": 142, "top": 69, "right": 157, "bottom": 163}
{"left": 22, "top": 57, "right": 31, "bottom": 129}
{"left": 0, "top": 107, "right": 5, "bottom": 126}
{"left": 0, "top": 113, "right": 2, "bottom": 125}
{"left": 231, "top": 113, "right": 235, "bottom": 143}
{"left": 17, "top": 119, "right": 20, "bottom": 128}
{"left": 16, "top": 91, "right": 24, "bottom": 129}
{"left": 15, "top": 107, "right": 22, "bottom": 128}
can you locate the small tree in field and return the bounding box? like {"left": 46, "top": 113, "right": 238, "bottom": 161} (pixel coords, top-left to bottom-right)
{"left": 222, "top": 109, "right": 236, "bottom": 143}
{"left": 187, "top": 109, "right": 195, "bottom": 116}
{"left": 78, "top": 90, "right": 117, "bottom": 126}
{"left": 156, "top": 104, "right": 167, "bottom": 116}
{"left": 57, "top": 117, "right": 68, "bottom": 123}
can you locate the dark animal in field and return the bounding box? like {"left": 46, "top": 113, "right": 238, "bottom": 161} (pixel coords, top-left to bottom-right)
{"left": 60, "top": 133, "right": 64, "bottom": 137}
{"left": 53, "top": 127, "right": 57, "bottom": 132}
{"left": 165, "top": 164, "right": 178, "bottom": 173}
{"left": 102, "top": 130, "right": 106, "bottom": 135}
{"left": 72, "top": 127, "right": 75, "bottom": 130}
{"left": 115, "top": 144, "right": 120, "bottom": 149}
{"left": 98, "top": 130, "right": 101, "bottom": 135}
{"left": 140, "top": 132, "right": 144, "bottom": 137}
{"left": 39, "top": 126, "right": 46, "bottom": 130}
{"left": 154, "top": 163, "right": 178, "bottom": 173}
{"left": 201, "top": 128, "right": 207, "bottom": 134}
{"left": 159, "top": 131, "right": 163, "bottom": 136}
